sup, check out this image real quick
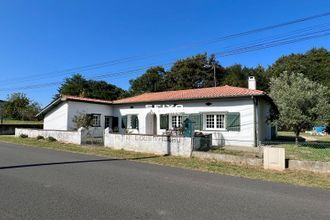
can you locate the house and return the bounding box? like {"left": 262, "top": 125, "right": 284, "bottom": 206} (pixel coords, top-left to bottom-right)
{"left": 37, "top": 77, "right": 276, "bottom": 147}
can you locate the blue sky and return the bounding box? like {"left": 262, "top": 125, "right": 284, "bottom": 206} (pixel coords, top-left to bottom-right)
{"left": 0, "top": 0, "right": 329, "bottom": 106}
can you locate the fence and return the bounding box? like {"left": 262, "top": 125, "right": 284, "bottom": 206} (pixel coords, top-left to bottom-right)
{"left": 104, "top": 128, "right": 193, "bottom": 157}
{"left": 15, "top": 128, "right": 88, "bottom": 145}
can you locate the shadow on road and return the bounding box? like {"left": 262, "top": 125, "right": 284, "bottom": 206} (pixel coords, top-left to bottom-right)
{"left": 0, "top": 155, "right": 160, "bottom": 170}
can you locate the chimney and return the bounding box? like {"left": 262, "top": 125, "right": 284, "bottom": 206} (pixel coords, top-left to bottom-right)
{"left": 248, "top": 76, "right": 256, "bottom": 90}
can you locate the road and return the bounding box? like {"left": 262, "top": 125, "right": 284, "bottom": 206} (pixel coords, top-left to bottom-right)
{"left": 0, "top": 142, "right": 329, "bottom": 219}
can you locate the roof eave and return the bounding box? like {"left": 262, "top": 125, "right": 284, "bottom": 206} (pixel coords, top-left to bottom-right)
{"left": 36, "top": 97, "right": 64, "bottom": 118}
{"left": 113, "top": 93, "right": 266, "bottom": 105}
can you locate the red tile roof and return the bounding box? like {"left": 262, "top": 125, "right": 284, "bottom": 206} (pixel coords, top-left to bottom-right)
{"left": 113, "top": 85, "right": 265, "bottom": 104}
{"left": 63, "top": 95, "right": 113, "bottom": 104}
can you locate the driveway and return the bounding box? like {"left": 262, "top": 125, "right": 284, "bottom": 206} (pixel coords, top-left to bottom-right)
{"left": 0, "top": 142, "right": 329, "bottom": 219}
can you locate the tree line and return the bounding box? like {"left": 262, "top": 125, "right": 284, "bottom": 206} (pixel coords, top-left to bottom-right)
{"left": 55, "top": 48, "right": 330, "bottom": 98}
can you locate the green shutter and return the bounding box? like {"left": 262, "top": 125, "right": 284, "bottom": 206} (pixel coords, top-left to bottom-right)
{"left": 182, "top": 114, "right": 189, "bottom": 127}
{"left": 226, "top": 112, "right": 240, "bottom": 131}
{"left": 131, "top": 115, "right": 139, "bottom": 129}
{"left": 122, "top": 115, "right": 127, "bottom": 129}
{"left": 189, "top": 113, "right": 203, "bottom": 130}
{"left": 160, "top": 114, "right": 169, "bottom": 129}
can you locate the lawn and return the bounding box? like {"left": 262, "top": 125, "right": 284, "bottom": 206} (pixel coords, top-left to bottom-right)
{"left": 278, "top": 131, "right": 330, "bottom": 143}
{"left": 275, "top": 131, "right": 330, "bottom": 161}
{"left": 280, "top": 144, "right": 330, "bottom": 162}
{"left": 1, "top": 119, "right": 43, "bottom": 125}
{"left": 0, "top": 135, "right": 329, "bottom": 189}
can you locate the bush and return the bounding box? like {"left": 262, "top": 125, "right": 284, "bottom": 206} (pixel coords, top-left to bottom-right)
{"left": 19, "top": 134, "right": 28, "bottom": 138}
{"left": 47, "top": 136, "right": 57, "bottom": 142}
{"left": 36, "top": 135, "right": 44, "bottom": 140}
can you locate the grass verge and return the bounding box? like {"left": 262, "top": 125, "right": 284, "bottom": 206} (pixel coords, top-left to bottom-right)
{"left": 0, "top": 135, "right": 329, "bottom": 189}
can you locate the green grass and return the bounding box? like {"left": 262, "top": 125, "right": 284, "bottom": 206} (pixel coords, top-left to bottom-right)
{"left": 281, "top": 144, "right": 330, "bottom": 162}
{"left": 278, "top": 131, "right": 330, "bottom": 143}
{"left": 0, "top": 135, "right": 329, "bottom": 189}
{"left": 1, "top": 119, "right": 43, "bottom": 125}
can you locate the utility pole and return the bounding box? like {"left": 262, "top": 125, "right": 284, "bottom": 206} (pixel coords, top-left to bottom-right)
{"left": 213, "top": 64, "right": 216, "bottom": 87}
{"left": 204, "top": 64, "right": 217, "bottom": 87}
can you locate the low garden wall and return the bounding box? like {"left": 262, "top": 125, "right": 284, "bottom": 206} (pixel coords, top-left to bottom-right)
{"left": 104, "top": 129, "right": 193, "bottom": 157}
{"left": 192, "top": 151, "right": 263, "bottom": 167}
{"left": 288, "top": 160, "right": 330, "bottom": 174}
{"left": 15, "top": 128, "right": 88, "bottom": 145}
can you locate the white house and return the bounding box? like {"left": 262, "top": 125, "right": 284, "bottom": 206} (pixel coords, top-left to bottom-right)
{"left": 37, "top": 77, "right": 276, "bottom": 147}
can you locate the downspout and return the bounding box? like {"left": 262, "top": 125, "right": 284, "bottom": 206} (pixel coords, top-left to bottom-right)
{"left": 252, "top": 96, "right": 259, "bottom": 147}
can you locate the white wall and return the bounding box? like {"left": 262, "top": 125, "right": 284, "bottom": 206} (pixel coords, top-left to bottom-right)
{"left": 113, "top": 98, "right": 257, "bottom": 147}
{"left": 44, "top": 102, "right": 68, "bottom": 130}
{"left": 104, "top": 131, "right": 193, "bottom": 157}
{"left": 15, "top": 128, "right": 87, "bottom": 145}
{"left": 67, "top": 101, "right": 113, "bottom": 136}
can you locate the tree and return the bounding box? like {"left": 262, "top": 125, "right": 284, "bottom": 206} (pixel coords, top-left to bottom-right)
{"left": 269, "top": 72, "right": 330, "bottom": 144}
{"left": 268, "top": 48, "right": 330, "bottom": 90}
{"left": 222, "top": 64, "right": 248, "bottom": 88}
{"left": 165, "top": 53, "right": 226, "bottom": 90}
{"left": 129, "top": 66, "right": 167, "bottom": 95}
{"left": 57, "top": 74, "right": 128, "bottom": 100}
{"left": 72, "top": 112, "right": 93, "bottom": 130}
{"left": 222, "top": 64, "right": 269, "bottom": 91}
{"left": 3, "top": 93, "right": 41, "bottom": 121}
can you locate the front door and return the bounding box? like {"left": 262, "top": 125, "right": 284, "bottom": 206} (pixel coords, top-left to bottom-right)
{"left": 105, "top": 116, "right": 112, "bottom": 129}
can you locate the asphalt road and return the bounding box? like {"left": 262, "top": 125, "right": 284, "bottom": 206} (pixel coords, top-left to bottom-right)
{"left": 0, "top": 142, "right": 329, "bottom": 220}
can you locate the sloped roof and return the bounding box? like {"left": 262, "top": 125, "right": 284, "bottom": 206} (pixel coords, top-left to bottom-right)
{"left": 36, "top": 95, "right": 113, "bottom": 117}
{"left": 63, "top": 95, "right": 113, "bottom": 104}
{"left": 113, "top": 85, "right": 265, "bottom": 104}
{"left": 37, "top": 86, "right": 266, "bottom": 117}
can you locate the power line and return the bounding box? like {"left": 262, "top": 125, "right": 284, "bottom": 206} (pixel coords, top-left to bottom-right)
{"left": 0, "top": 11, "right": 329, "bottom": 84}
{"left": 3, "top": 21, "right": 330, "bottom": 87}
{"left": 1, "top": 27, "right": 329, "bottom": 93}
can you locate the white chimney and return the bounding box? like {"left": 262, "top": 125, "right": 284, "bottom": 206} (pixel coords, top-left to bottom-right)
{"left": 248, "top": 76, "right": 256, "bottom": 90}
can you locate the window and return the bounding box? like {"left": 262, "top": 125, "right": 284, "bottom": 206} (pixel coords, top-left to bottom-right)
{"left": 122, "top": 115, "right": 139, "bottom": 129}
{"left": 130, "top": 115, "right": 139, "bottom": 129}
{"left": 204, "top": 113, "right": 225, "bottom": 130}
{"left": 171, "top": 115, "right": 182, "bottom": 128}
{"left": 90, "top": 114, "right": 101, "bottom": 127}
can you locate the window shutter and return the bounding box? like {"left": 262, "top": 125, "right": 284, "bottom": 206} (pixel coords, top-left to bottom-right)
{"left": 160, "top": 114, "right": 169, "bottom": 129}
{"left": 122, "top": 115, "right": 127, "bottom": 129}
{"left": 182, "top": 114, "right": 189, "bottom": 127}
{"left": 189, "top": 113, "right": 203, "bottom": 130}
{"left": 131, "top": 115, "right": 139, "bottom": 129}
{"left": 226, "top": 112, "right": 240, "bottom": 131}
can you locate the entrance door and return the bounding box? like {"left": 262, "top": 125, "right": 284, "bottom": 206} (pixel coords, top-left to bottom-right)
{"left": 145, "top": 112, "right": 157, "bottom": 135}
{"left": 105, "top": 116, "right": 112, "bottom": 129}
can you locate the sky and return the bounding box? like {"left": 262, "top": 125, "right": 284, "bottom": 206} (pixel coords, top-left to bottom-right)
{"left": 0, "top": 0, "right": 329, "bottom": 106}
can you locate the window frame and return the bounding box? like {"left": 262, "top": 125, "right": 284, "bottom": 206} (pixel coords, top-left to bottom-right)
{"left": 203, "top": 112, "right": 226, "bottom": 131}
{"left": 89, "top": 114, "right": 101, "bottom": 127}
{"left": 170, "top": 114, "right": 183, "bottom": 129}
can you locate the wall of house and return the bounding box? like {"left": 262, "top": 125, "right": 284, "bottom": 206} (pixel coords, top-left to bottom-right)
{"left": 66, "top": 101, "right": 113, "bottom": 137}
{"left": 112, "top": 97, "right": 259, "bottom": 147}
{"left": 44, "top": 102, "right": 69, "bottom": 130}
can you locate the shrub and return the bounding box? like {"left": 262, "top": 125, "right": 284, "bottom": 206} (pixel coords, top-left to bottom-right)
{"left": 47, "top": 136, "right": 57, "bottom": 142}
{"left": 19, "top": 134, "right": 28, "bottom": 138}
{"left": 36, "top": 135, "right": 44, "bottom": 140}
